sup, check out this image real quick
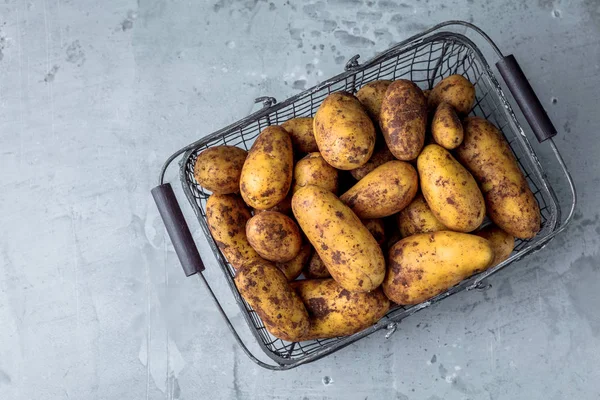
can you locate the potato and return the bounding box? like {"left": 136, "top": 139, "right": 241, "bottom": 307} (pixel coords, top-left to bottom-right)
{"left": 379, "top": 79, "right": 427, "bottom": 161}
{"left": 292, "top": 185, "right": 385, "bottom": 292}
{"left": 313, "top": 92, "right": 376, "bottom": 170}
{"left": 428, "top": 74, "right": 475, "bottom": 115}
{"left": 246, "top": 211, "right": 302, "bottom": 262}
{"left": 240, "top": 125, "right": 293, "bottom": 210}
{"left": 282, "top": 117, "right": 318, "bottom": 154}
{"left": 193, "top": 146, "right": 247, "bottom": 195}
{"left": 349, "top": 145, "right": 396, "bottom": 180}
{"left": 456, "top": 117, "right": 541, "bottom": 239}
{"left": 476, "top": 225, "right": 514, "bottom": 267}
{"left": 206, "top": 194, "right": 263, "bottom": 270}
{"left": 362, "top": 218, "right": 386, "bottom": 246}
{"left": 423, "top": 89, "right": 431, "bottom": 100}
{"left": 276, "top": 244, "right": 312, "bottom": 281}
{"left": 356, "top": 80, "right": 392, "bottom": 123}
{"left": 235, "top": 260, "right": 309, "bottom": 341}
{"left": 397, "top": 193, "right": 447, "bottom": 238}
{"left": 417, "top": 144, "right": 485, "bottom": 232}
{"left": 340, "top": 161, "right": 418, "bottom": 219}
{"left": 292, "top": 152, "right": 338, "bottom": 194}
{"left": 291, "top": 279, "right": 390, "bottom": 340}
{"left": 253, "top": 194, "right": 292, "bottom": 216}
{"left": 304, "top": 252, "right": 331, "bottom": 279}
{"left": 431, "top": 102, "right": 463, "bottom": 149}
{"left": 383, "top": 231, "right": 494, "bottom": 304}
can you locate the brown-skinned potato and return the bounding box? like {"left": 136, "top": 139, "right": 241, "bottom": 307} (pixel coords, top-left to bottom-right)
{"left": 246, "top": 211, "right": 302, "bottom": 262}
{"left": 275, "top": 244, "right": 312, "bottom": 281}
{"left": 383, "top": 231, "right": 494, "bottom": 305}
{"left": 235, "top": 260, "right": 309, "bottom": 341}
{"left": 356, "top": 80, "right": 392, "bottom": 123}
{"left": 291, "top": 279, "right": 390, "bottom": 340}
{"left": 397, "top": 193, "right": 448, "bottom": 238}
{"left": 428, "top": 74, "right": 475, "bottom": 115}
{"left": 292, "top": 185, "right": 386, "bottom": 292}
{"left": 362, "top": 218, "right": 386, "bottom": 246}
{"left": 417, "top": 144, "right": 485, "bottom": 232}
{"left": 431, "top": 102, "right": 463, "bottom": 149}
{"left": 193, "top": 146, "right": 247, "bottom": 194}
{"left": 293, "top": 152, "right": 339, "bottom": 194}
{"left": 456, "top": 117, "right": 541, "bottom": 239}
{"left": 313, "top": 92, "right": 376, "bottom": 170}
{"left": 476, "top": 225, "right": 515, "bottom": 267}
{"left": 341, "top": 161, "right": 418, "bottom": 219}
{"left": 380, "top": 79, "right": 428, "bottom": 161}
{"left": 304, "top": 252, "right": 331, "bottom": 279}
{"left": 349, "top": 145, "right": 396, "bottom": 181}
{"left": 282, "top": 117, "right": 318, "bottom": 154}
{"left": 240, "top": 125, "right": 293, "bottom": 210}
{"left": 206, "top": 194, "right": 263, "bottom": 271}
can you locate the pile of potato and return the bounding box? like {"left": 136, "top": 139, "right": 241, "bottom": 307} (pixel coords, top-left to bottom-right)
{"left": 195, "top": 74, "right": 541, "bottom": 342}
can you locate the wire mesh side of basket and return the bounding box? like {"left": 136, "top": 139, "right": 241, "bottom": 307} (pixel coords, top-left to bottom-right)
{"left": 179, "top": 33, "right": 560, "bottom": 365}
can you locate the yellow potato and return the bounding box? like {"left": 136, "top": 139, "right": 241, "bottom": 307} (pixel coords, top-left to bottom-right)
{"left": 379, "top": 79, "right": 428, "bottom": 160}
{"left": 456, "top": 117, "right": 541, "bottom": 239}
{"left": 235, "top": 260, "right": 309, "bottom": 341}
{"left": 383, "top": 231, "right": 494, "bottom": 304}
{"left": 340, "top": 161, "right": 418, "bottom": 219}
{"left": 282, "top": 117, "right": 318, "bottom": 154}
{"left": 293, "top": 152, "right": 338, "bottom": 194}
{"left": 355, "top": 80, "right": 392, "bottom": 123}
{"left": 253, "top": 194, "right": 292, "bottom": 216}
{"left": 193, "top": 146, "right": 247, "bottom": 194}
{"left": 428, "top": 74, "right": 475, "bottom": 115}
{"left": 417, "top": 144, "right": 485, "bottom": 232}
{"left": 275, "top": 244, "right": 312, "bottom": 281}
{"left": 304, "top": 252, "right": 331, "bottom": 279}
{"left": 206, "top": 194, "right": 263, "bottom": 270}
{"left": 349, "top": 145, "right": 396, "bottom": 180}
{"left": 291, "top": 279, "right": 390, "bottom": 340}
{"left": 292, "top": 185, "right": 385, "bottom": 292}
{"left": 431, "top": 102, "right": 463, "bottom": 149}
{"left": 362, "top": 218, "right": 386, "bottom": 246}
{"left": 240, "top": 125, "right": 293, "bottom": 210}
{"left": 313, "top": 92, "right": 376, "bottom": 170}
{"left": 397, "top": 193, "right": 447, "bottom": 238}
{"left": 246, "top": 211, "right": 302, "bottom": 262}
{"left": 476, "top": 225, "right": 515, "bottom": 267}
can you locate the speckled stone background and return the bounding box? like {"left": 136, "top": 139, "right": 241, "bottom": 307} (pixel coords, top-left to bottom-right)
{"left": 1, "top": 0, "right": 599, "bottom": 399}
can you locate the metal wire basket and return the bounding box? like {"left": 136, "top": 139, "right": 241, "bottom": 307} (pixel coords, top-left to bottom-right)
{"left": 151, "top": 21, "right": 576, "bottom": 370}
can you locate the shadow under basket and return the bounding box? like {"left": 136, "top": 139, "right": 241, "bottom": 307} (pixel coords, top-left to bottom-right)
{"left": 151, "top": 21, "right": 576, "bottom": 370}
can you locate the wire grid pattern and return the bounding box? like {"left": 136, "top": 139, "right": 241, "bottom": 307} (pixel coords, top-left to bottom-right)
{"left": 181, "top": 35, "right": 556, "bottom": 363}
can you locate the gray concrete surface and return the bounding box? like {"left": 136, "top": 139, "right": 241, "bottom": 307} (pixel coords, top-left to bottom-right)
{"left": 1, "top": 0, "right": 599, "bottom": 399}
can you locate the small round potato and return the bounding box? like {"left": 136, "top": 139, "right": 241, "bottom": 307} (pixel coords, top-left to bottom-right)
{"left": 293, "top": 152, "right": 338, "bottom": 194}
{"left": 428, "top": 74, "right": 475, "bottom": 115}
{"left": 275, "top": 243, "right": 312, "bottom": 281}
{"left": 431, "top": 102, "right": 463, "bottom": 149}
{"left": 282, "top": 117, "right": 318, "bottom": 154}
{"left": 193, "top": 146, "right": 247, "bottom": 194}
{"left": 350, "top": 145, "right": 396, "bottom": 181}
{"left": 356, "top": 80, "right": 392, "bottom": 123}
{"left": 304, "top": 252, "right": 331, "bottom": 279}
{"left": 397, "top": 193, "right": 447, "bottom": 238}
{"left": 476, "top": 225, "right": 515, "bottom": 267}
{"left": 246, "top": 211, "right": 302, "bottom": 263}
{"left": 362, "top": 218, "right": 386, "bottom": 246}
{"left": 313, "top": 92, "right": 376, "bottom": 170}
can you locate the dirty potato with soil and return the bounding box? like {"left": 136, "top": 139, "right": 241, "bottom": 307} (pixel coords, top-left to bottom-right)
{"left": 356, "top": 80, "right": 392, "bottom": 123}
{"left": 193, "top": 146, "right": 247, "bottom": 194}
{"left": 431, "top": 102, "right": 464, "bottom": 149}
{"left": 293, "top": 152, "right": 339, "bottom": 194}
{"left": 428, "top": 74, "right": 476, "bottom": 115}
{"left": 246, "top": 211, "right": 302, "bottom": 263}
{"left": 397, "top": 193, "right": 448, "bottom": 237}
{"left": 282, "top": 117, "right": 319, "bottom": 154}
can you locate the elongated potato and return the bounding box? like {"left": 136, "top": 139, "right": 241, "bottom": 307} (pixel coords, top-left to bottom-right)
{"left": 193, "top": 146, "right": 247, "bottom": 194}
{"left": 417, "top": 144, "right": 485, "bottom": 232}
{"left": 340, "top": 161, "right": 418, "bottom": 219}
{"left": 246, "top": 211, "right": 302, "bottom": 262}
{"left": 292, "top": 185, "right": 385, "bottom": 292}
{"left": 293, "top": 152, "right": 338, "bottom": 194}
{"left": 206, "top": 194, "right": 263, "bottom": 270}
{"left": 235, "top": 260, "right": 309, "bottom": 341}
{"left": 350, "top": 145, "right": 396, "bottom": 180}
{"left": 282, "top": 117, "right": 318, "bottom": 154}
{"left": 304, "top": 252, "right": 331, "bottom": 279}
{"left": 313, "top": 92, "right": 376, "bottom": 170}
{"left": 380, "top": 80, "right": 427, "bottom": 160}
{"left": 362, "top": 218, "right": 386, "bottom": 246}
{"left": 431, "top": 102, "right": 463, "bottom": 149}
{"left": 456, "top": 117, "right": 541, "bottom": 239}
{"left": 240, "top": 126, "right": 293, "bottom": 210}
{"left": 276, "top": 244, "right": 312, "bottom": 281}
{"left": 253, "top": 194, "right": 292, "bottom": 216}
{"left": 383, "top": 231, "right": 494, "bottom": 304}
{"left": 356, "top": 80, "right": 392, "bottom": 123}
{"left": 291, "top": 279, "right": 390, "bottom": 340}
{"left": 476, "top": 225, "right": 514, "bottom": 267}
{"left": 397, "top": 193, "right": 448, "bottom": 238}
{"left": 428, "top": 74, "right": 475, "bottom": 115}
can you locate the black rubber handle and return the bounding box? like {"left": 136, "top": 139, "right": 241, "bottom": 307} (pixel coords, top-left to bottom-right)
{"left": 496, "top": 55, "right": 557, "bottom": 142}
{"left": 151, "top": 183, "right": 204, "bottom": 276}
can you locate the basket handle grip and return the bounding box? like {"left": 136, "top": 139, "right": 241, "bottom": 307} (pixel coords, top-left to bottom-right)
{"left": 496, "top": 55, "right": 557, "bottom": 143}
{"left": 151, "top": 183, "right": 205, "bottom": 276}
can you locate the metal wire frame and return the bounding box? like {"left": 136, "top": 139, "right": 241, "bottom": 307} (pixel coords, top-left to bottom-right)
{"left": 158, "top": 21, "right": 576, "bottom": 369}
